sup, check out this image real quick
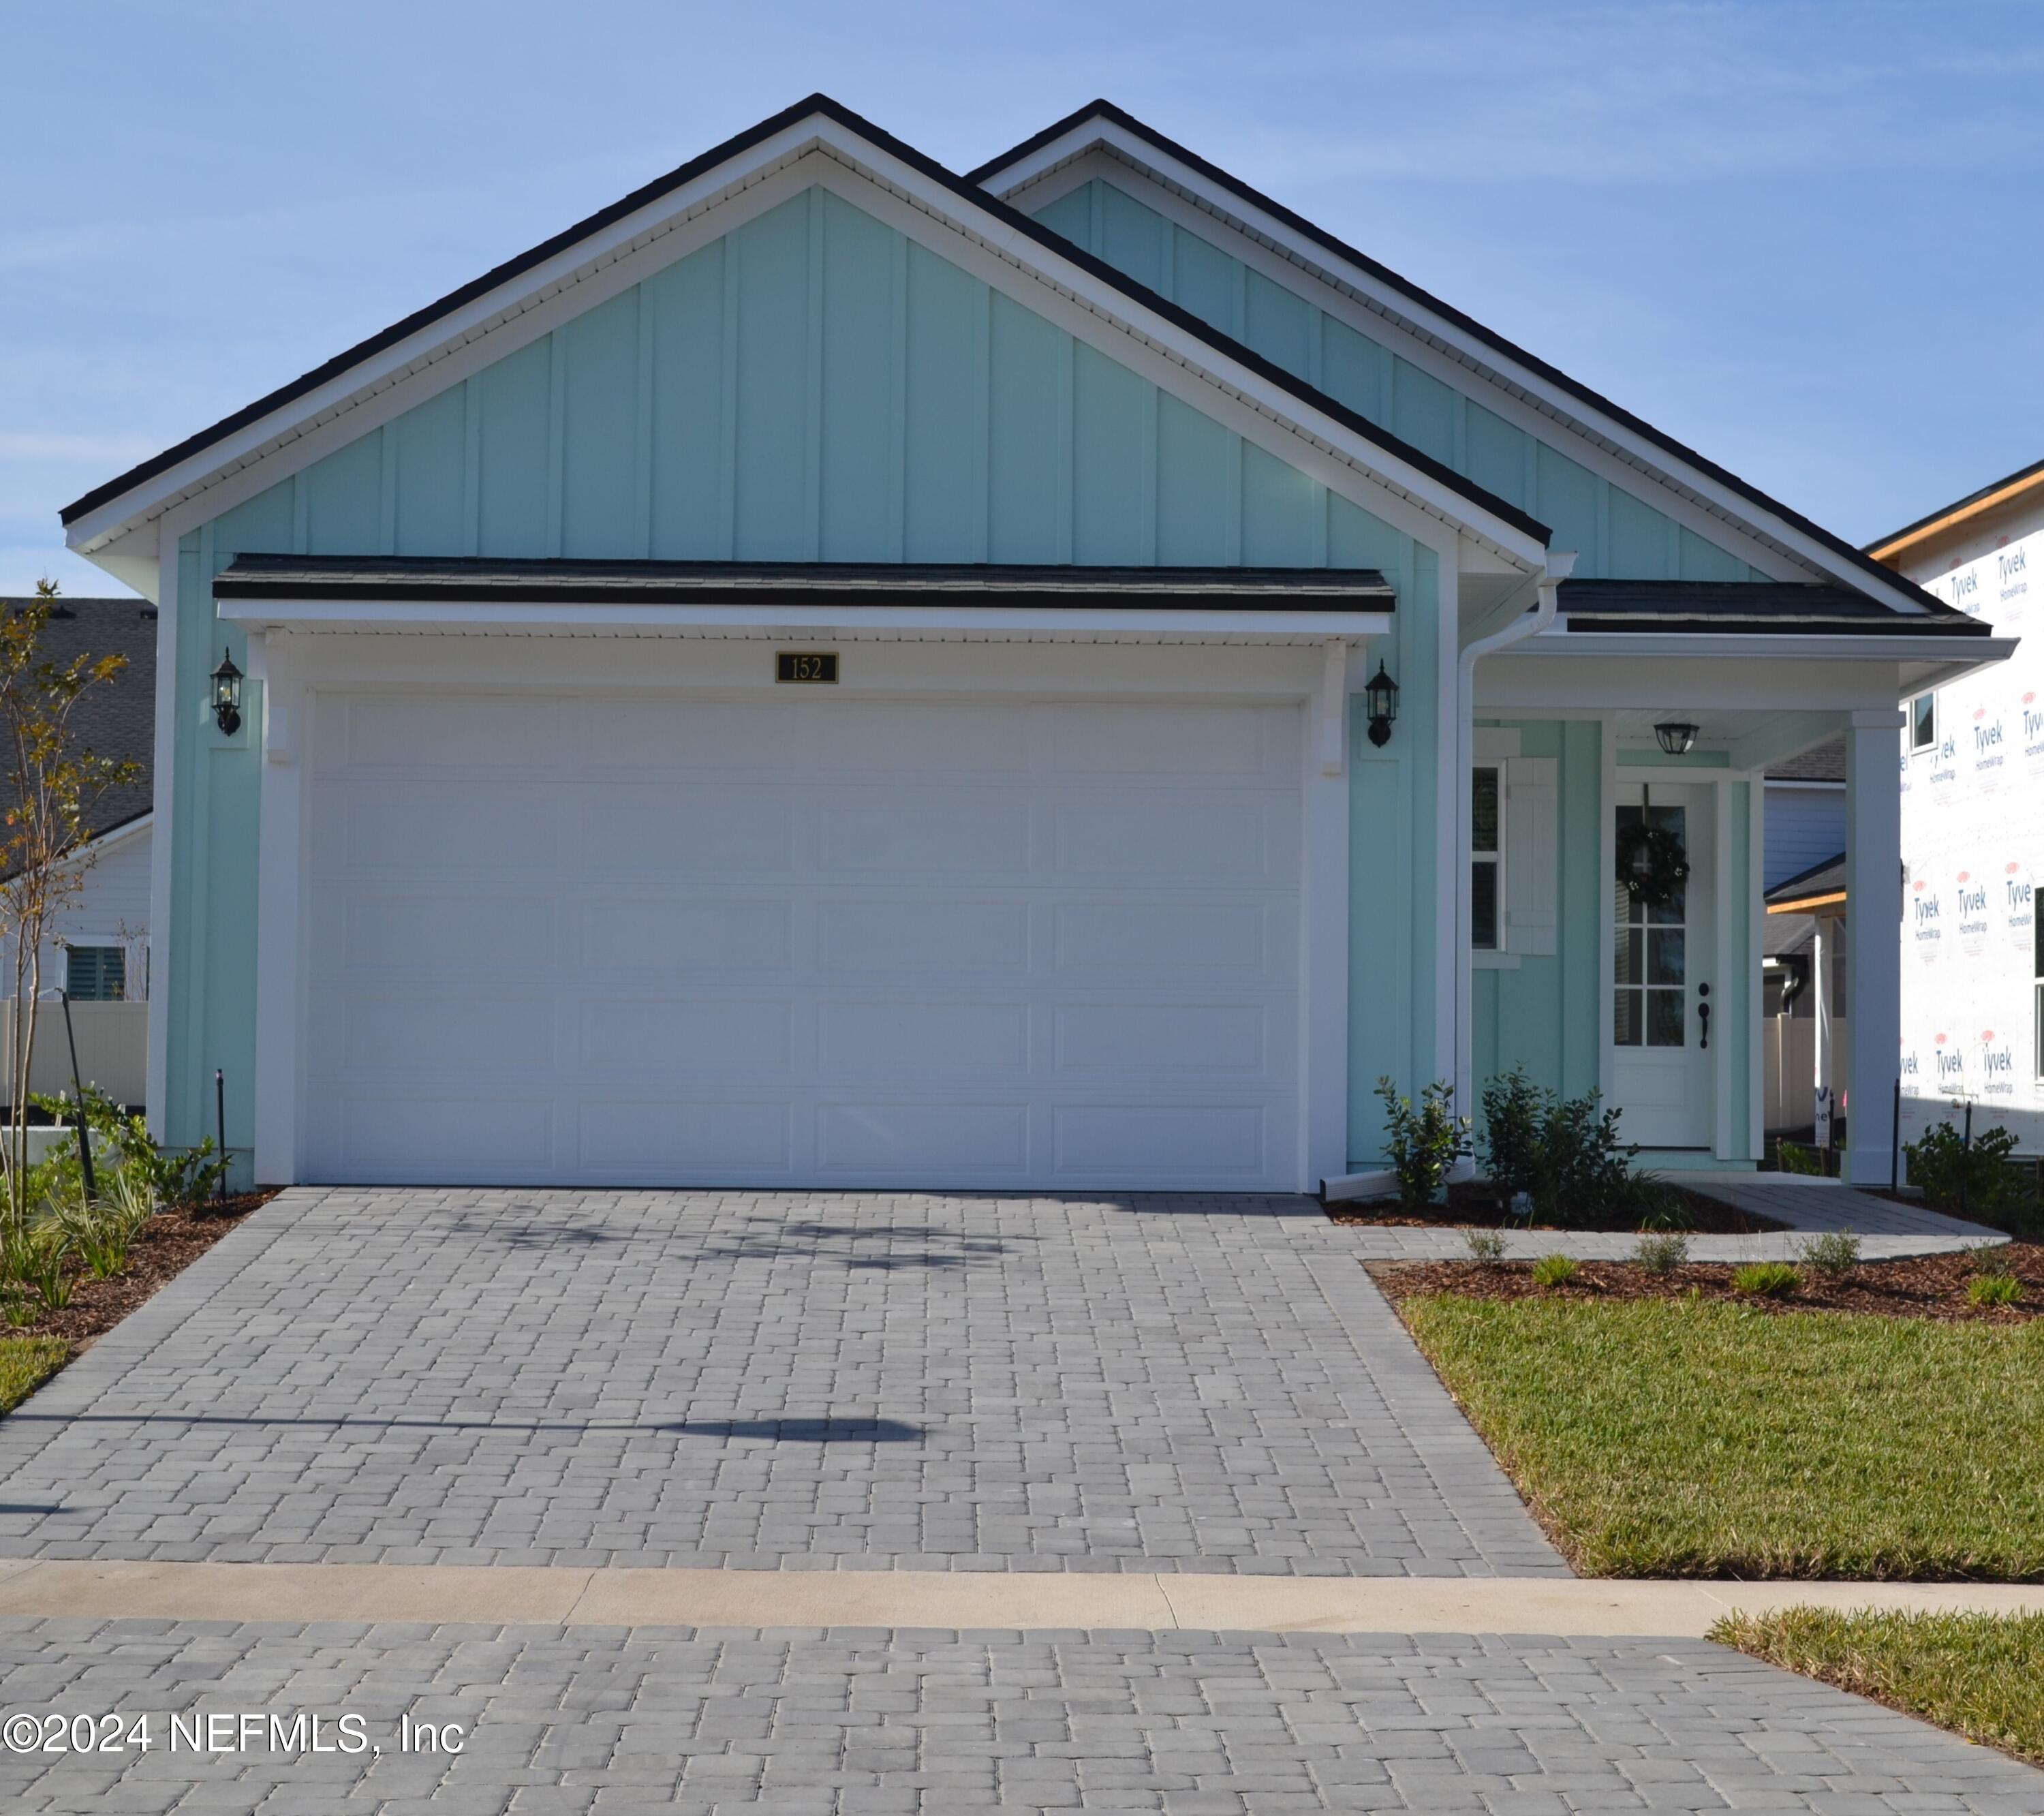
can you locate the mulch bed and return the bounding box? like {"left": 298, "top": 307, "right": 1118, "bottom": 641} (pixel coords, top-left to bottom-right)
{"left": 1368, "top": 1241, "right": 2044, "bottom": 1323}
{"left": 7, "top": 1192, "right": 275, "bottom": 1348}
{"left": 1330, "top": 1179, "right": 1782, "bottom": 1235}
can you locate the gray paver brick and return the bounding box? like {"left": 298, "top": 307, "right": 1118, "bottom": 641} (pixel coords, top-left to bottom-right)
{"left": 0, "top": 1188, "right": 1562, "bottom": 1575}
{"left": 5, "top": 1621, "right": 2035, "bottom": 1815}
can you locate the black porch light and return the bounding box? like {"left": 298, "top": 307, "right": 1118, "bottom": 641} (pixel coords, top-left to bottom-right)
{"left": 1363, "top": 660, "right": 1399, "bottom": 748}
{"left": 1654, "top": 720, "right": 1700, "bottom": 756}
{"left": 211, "top": 650, "right": 243, "bottom": 737}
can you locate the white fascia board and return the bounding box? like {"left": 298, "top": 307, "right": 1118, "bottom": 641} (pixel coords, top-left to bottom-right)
{"left": 1511, "top": 631, "right": 2015, "bottom": 671}
{"left": 993, "top": 125, "right": 1942, "bottom": 615}
{"left": 77, "top": 119, "right": 1545, "bottom": 581}
{"left": 51, "top": 813, "right": 153, "bottom": 873}
{"left": 64, "top": 119, "right": 835, "bottom": 555}
{"left": 215, "top": 596, "right": 1395, "bottom": 642}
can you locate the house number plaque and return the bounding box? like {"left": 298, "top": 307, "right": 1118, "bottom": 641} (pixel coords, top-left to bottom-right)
{"left": 775, "top": 651, "right": 839, "bottom": 684}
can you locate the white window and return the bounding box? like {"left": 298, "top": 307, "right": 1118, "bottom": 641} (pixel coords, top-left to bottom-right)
{"left": 1471, "top": 733, "right": 1559, "bottom": 961}
{"left": 1472, "top": 765, "right": 1503, "bottom": 949}
{"left": 1910, "top": 691, "right": 1936, "bottom": 752}
{"left": 63, "top": 943, "right": 126, "bottom": 1002}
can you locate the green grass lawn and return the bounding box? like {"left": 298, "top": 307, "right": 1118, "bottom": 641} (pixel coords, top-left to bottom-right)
{"left": 1712, "top": 1608, "right": 2044, "bottom": 1764}
{"left": 0, "top": 1336, "right": 67, "bottom": 1415}
{"left": 1398, "top": 1295, "right": 2044, "bottom": 1577}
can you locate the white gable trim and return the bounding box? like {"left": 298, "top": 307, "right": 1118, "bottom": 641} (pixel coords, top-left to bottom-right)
{"left": 986, "top": 125, "right": 1935, "bottom": 616}
{"left": 72, "top": 120, "right": 1545, "bottom": 579}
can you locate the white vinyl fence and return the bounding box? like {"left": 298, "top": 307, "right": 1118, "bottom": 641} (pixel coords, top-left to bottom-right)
{"left": 0, "top": 1001, "right": 148, "bottom": 1109}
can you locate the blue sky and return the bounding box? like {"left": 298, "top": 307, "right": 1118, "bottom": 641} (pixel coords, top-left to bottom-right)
{"left": 7, "top": 0, "right": 2041, "bottom": 596}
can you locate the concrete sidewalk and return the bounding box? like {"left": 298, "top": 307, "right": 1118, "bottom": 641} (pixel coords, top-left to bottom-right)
{"left": 0, "top": 1556, "right": 2037, "bottom": 1635}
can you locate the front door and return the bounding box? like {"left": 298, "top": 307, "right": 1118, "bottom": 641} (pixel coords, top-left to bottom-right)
{"left": 1612, "top": 781, "right": 1714, "bottom": 1149}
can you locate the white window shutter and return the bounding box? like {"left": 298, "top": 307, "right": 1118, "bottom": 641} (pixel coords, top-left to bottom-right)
{"left": 1504, "top": 756, "right": 1558, "bottom": 956}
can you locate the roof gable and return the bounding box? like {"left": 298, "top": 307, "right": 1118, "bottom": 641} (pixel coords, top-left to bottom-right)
{"left": 67, "top": 95, "right": 1545, "bottom": 572}
{"left": 972, "top": 101, "right": 1956, "bottom": 618}
{"left": 191, "top": 182, "right": 1431, "bottom": 587}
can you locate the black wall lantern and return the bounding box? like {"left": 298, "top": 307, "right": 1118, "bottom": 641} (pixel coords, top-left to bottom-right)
{"left": 211, "top": 650, "right": 243, "bottom": 737}
{"left": 1654, "top": 720, "right": 1700, "bottom": 756}
{"left": 1363, "top": 660, "right": 1399, "bottom": 748}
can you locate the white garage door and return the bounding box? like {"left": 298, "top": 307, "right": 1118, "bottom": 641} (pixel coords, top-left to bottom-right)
{"left": 303, "top": 690, "right": 1302, "bottom": 1188}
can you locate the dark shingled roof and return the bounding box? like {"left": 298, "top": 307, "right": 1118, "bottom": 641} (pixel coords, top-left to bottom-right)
{"left": 1559, "top": 579, "right": 1991, "bottom": 636}
{"left": 212, "top": 555, "right": 1395, "bottom": 609}
{"left": 1767, "top": 736, "right": 1846, "bottom": 784}
{"left": 1767, "top": 852, "right": 1848, "bottom": 909}
{"left": 0, "top": 596, "right": 156, "bottom": 843}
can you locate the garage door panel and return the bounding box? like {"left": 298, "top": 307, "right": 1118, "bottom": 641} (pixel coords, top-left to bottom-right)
{"left": 1051, "top": 703, "right": 1270, "bottom": 776}
{"left": 1053, "top": 901, "right": 1274, "bottom": 976}
{"left": 337, "top": 1096, "right": 559, "bottom": 1175}
{"left": 818, "top": 796, "right": 1032, "bottom": 875}
{"left": 578, "top": 897, "right": 796, "bottom": 969}
{"left": 818, "top": 1103, "right": 1029, "bottom": 1173}
{"left": 333, "top": 991, "right": 556, "bottom": 1071}
{"left": 305, "top": 690, "right": 1305, "bottom": 1188}
{"left": 1053, "top": 1104, "right": 1270, "bottom": 1178}
{"left": 322, "top": 788, "right": 543, "bottom": 871}
{"left": 337, "top": 693, "right": 557, "bottom": 771}
{"left": 1053, "top": 1002, "right": 1271, "bottom": 1076}
{"left": 818, "top": 1000, "right": 1029, "bottom": 1077}
{"left": 1053, "top": 797, "right": 1287, "bottom": 879}
{"left": 576, "top": 1101, "right": 793, "bottom": 1173}
{"left": 578, "top": 791, "right": 796, "bottom": 872}
{"left": 818, "top": 898, "right": 1029, "bottom": 973}
{"left": 577, "top": 998, "right": 793, "bottom": 1073}
{"left": 817, "top": 701, "right": 1032, "bottom": 773}
{"left": 325, "top": 893, "right": 557, "bottom": 971}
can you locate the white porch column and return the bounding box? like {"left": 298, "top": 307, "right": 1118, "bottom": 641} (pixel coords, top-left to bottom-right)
{"left": 1845, "top": 707, "right": 1905, "bottom": 1184}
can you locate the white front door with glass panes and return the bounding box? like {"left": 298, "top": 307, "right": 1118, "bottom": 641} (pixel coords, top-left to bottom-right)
{"left": 1612, "top": 780, "right": 1714, "bottom": 1148}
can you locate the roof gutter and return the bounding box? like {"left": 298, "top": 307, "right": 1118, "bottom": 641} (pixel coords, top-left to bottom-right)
{"left": 1322, "top": 551, "right": 1575, "bottom": 1203}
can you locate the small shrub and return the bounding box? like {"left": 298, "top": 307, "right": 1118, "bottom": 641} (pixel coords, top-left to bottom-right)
{"left": 1906, "top": 1121, "right": 2022, "bottom": 1218}
{"left": 1531, "top": 1252, "right": 1579, "bottom": 1289}
{"left": 1, "top": 1287, "right": 34, "bottom": 1328}
{"left": 1963, "top": 1241, "right": 2009, "bottom": 1275}
{"left": 1464, "top": 1227, "right": 1508, "bottom": 1263}
{"left": 1800, "top": 1229, "right": 1861, "bottom": 1280}
{"left": 1477, "top": 1065, "right": 1639, "bottom": 1227}
{"left": 1374, "top": 1076, "right": 1470, "bottom": 1208}
{"left": 1969, "top": 1272, "right": 2023, "bottom": 1309}
{"left": 1776, "top": 1140, "right": 1825, "bottom": 1177}
{"left": 1633, "top": 1231, "right": 1689, "bottom": 1275}
{"left": 1732, "top": 1260, "right": 1800, "bottom": 1297}
{"left": 55, "top": 1201, "right": 130, "bottom": 1280}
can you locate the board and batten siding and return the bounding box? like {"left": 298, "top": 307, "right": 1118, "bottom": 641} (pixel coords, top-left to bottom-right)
{"left": 1032, "top": 179, "right": 1767, "bottom": 585}
{"left": 161, "top": 182, "right": 1438, "bottom": 1167}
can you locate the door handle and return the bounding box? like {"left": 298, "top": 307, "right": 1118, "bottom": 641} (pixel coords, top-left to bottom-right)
{"left": 1698, "top": 981, "right": 1710, "bottom": 1050}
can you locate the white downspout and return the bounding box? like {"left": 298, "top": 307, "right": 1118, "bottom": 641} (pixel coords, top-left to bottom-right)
{"left": 1451, "top": 551, "right": 1577, "bottom": 1134}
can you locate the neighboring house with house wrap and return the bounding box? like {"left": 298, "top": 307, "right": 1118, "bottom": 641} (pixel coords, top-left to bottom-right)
{"left": 57, "top": 96, "right": 2010, "bottom": 1192}
{"left": 1870, "top": 459, "right": 2044, "bottom": 1157}
{"left": 0, "top": 594, "right": 157, "bottom": 1109}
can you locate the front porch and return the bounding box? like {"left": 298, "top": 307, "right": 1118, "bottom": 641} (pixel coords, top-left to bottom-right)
{"left": 1447, "top": 596, "right": 1997, "bottom": 1188}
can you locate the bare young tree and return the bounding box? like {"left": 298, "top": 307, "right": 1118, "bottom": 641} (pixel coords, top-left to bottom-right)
{"left": 0, "top": 579, "right": 140, "bottom": 1225}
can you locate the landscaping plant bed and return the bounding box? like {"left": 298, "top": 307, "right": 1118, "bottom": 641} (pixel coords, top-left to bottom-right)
{"left": 1331, "top": 1180, "right": 1782, "bottom": 1235}
{"left": 5, "top": 1192, "right": 274, "bottom": 1349}
{"left": 1369, "top": 1241, "right": 2044, "bottom": 1322}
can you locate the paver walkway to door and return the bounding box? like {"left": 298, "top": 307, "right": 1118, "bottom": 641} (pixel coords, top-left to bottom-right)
{"left": 0, "top": 1188, "right": 1562, "bottom": 1575}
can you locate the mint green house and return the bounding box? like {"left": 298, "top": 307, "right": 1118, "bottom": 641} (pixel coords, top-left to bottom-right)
{"left": 61, "top": 97, "right": 2006, "bottom": 1192}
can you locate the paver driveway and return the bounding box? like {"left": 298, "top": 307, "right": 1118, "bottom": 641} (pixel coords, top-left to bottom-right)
{"left": 0, "top": 1188, "right": 1560, "bottom": 1575}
